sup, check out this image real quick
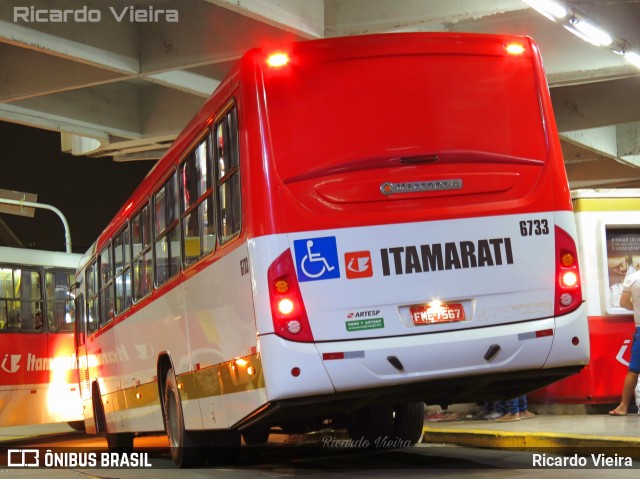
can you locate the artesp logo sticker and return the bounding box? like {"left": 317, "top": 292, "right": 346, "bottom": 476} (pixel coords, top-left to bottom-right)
{"left": 293, "top": 236, "right": 341, "bottom": 282}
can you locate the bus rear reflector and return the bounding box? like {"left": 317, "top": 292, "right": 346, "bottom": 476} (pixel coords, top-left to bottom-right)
{"left": 554, "top": 226, "right": 582, "bottom": 316}
{"left": 322, "top": 352, "right": 345, "bottom": 360}
{"left": 267, "top": 249, "right": 314, "bottom": 342}
{"left": 535, "top": 329, "right": 554, "bottom": 338}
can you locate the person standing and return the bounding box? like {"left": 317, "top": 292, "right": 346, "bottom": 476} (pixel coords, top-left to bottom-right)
{"left": 495, "top": 396, "right": 536, "bottom": 422}
{"left": 609, "top": 269, "right": 640, "bottom": 416}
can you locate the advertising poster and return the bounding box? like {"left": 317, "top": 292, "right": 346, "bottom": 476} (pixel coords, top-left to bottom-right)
{"left": 606, "top": 227, "right": 640, "bottom": 307}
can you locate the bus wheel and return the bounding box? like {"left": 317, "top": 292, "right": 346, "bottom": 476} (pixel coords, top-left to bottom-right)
{"left": 106, "top": 432, "right": 134, "bottom": 452}
{"left": 163, "top": 368, "right": 205, "bottom": 468}
{"left": 392, "top": 402, "right": 425, "bottom": 445}
{"left": 347, "top": 404, "right": 394, "bottom": 446}
{"left": 242, "top": 425, "right": 270, "bottom": 445}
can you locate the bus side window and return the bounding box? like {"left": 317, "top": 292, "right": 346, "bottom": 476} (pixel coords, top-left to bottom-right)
{"left": 7, "top": 309, "right": 21, "bottom": 330}
{"left": 132, "top": 204, "right": 153, "bottom": 302}
{"left": 154, "top": 172, "right": 180, "bottom": 286}
{"left": 75, "top": 294, "right": 85, "bottom": 348}
{"left": 214, "top": 106, "right": 241, "bottom": 244}
{"left": 114, "top": 224, "right": 132, "bottom": 316}
{"left": 45, "top": 270, "right": 77, "bottom": 333}
{"left": 98, "top": 247, "right": 114, "bottom": 327}
{"left": 86, "top": 261, "right": 99, "bottom": 334}
{"left": 181, "top": 135, "right": 215, "bottom": 267}
{"left": 1, "top": 268, "right": 43, "bottom": 332}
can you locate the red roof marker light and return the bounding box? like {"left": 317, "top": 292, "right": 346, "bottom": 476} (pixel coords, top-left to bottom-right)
{"left": 266, "top": 52, "right": 290, "bottom": 68}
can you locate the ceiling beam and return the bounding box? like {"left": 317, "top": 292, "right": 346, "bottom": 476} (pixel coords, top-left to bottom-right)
{"left": 0, "top": 0, "right": 139, "bottom": 73}
{"left": 207, "top": 0, "right": 324, "bottom": 38}
{"left": 145, "top": 71, "right": 220, "bottom": 98}
{"left": 0, "top": 44, "right": 127, "bottom": 102}
{"left": 324, "top": 0, "right": 526, "bottom": 36}
{"left": 551, "top": 77, "right": 640, "bottom": 132}
{"left": 566, "top": 157, "right": 640, "bottom": 189}
{"left": 561, "top": 123, "right": 640, "bottom": 172}
{"left": 0, "top": 82, "right": 204, "bottom": 157}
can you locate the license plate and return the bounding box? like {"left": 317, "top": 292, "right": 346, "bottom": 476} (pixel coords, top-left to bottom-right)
{"left": 410, "top": 302, "right": 465, "bottom": 325}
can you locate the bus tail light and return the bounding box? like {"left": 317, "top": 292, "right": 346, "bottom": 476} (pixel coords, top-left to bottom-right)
{"left": 267, "top": 249, "right": 314, "bottom": 342}
{"left": 554, "top": 226, "right": 582, "bottom": 316}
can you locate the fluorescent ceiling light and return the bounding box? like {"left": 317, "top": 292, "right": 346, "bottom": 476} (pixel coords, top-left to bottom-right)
{"left": 563, "top": 25, "right": 601, "bottom": 46}
{"left": 523, "top": 0, "right": 567, "bottom": 21}
{"left": 569, "top": 18, "right": 613, "bottom": 46}
{"left": 624, "top": 51, "right": 640, "bottom": 69}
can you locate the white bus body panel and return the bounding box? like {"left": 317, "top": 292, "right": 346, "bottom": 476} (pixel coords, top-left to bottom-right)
{"left": 85, "top": 243, "right": 257, "bottom": 433}
{"left": 260, "top": 307, "right": 586, "bottom": 401}
{"left": 251, "top": 211, "right": 588, "bottom": 402}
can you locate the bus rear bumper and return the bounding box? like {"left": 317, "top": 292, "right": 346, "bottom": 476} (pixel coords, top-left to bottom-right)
{"left": 260, "top": 304, "right": 588, "bottom": 402}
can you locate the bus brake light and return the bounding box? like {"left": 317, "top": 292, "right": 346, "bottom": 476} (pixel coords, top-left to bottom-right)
{"left": 277, "top": 298, "right": 295, "bottom": 315}
{"left": 554, "top": 226, "right": 582, "bottom": 316}
{"left": 267, "top": 249, "right": 314, "bottom": 342}
{"left": 561, "top": 271, "right": 578, "bottom": 288}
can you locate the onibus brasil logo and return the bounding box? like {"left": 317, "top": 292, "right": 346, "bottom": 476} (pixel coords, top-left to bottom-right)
{"left": 7, "top": 449, "right": 152, "bottom": 468}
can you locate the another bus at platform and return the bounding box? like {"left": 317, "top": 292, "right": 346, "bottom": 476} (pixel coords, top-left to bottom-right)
{"left": 530, "top": 189, "right": 640, "bottom": 405}
{"left": 0, "top": 246, "right": 82, "bottom": 431}
{"left": 73, "top": 32, "right": 589, "bottom": 467}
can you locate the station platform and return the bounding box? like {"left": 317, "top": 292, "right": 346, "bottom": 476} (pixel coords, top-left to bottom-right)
{"left": 422, "top": 405, "right": 640, "bottom": 457}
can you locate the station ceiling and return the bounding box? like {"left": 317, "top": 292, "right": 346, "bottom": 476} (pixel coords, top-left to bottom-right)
{"left": 1, "top": 0, "right": 639, "bottom": 189}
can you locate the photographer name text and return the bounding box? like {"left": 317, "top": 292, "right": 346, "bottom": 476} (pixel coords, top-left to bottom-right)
{"left": 14, "top": 5, "right": 178, "bottom": 23}
{"left": 533, "top": 453, "right": 634, "bottom": 468}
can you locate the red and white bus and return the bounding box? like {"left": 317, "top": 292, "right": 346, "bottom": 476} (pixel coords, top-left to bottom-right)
{"left": 74, "top": 32, "right": 589, "bottom": 467}
{"left": 0, "top": 246, "right": 82, "bottom": 432}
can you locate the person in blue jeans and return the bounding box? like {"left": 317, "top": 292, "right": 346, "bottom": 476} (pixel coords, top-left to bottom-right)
{"left": 610, "top": 270, "right": 640, "bottom": 416}
{"left": 495, "top": 395, "right": 536, "bottom": 422}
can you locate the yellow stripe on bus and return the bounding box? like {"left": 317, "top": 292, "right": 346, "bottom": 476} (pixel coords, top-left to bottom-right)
{"left": 103, "top": 353, "right": 264, "bottom": 413}
{"left": 125, "top": 382, "right": 161, "bottom": 408}
{"left": 573, "top": 198, "right": 640, "bottom": 213}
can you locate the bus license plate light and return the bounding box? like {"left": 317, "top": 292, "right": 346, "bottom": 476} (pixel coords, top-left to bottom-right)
{"left": 410, "top": 302, "right": 465, "bottom": 325}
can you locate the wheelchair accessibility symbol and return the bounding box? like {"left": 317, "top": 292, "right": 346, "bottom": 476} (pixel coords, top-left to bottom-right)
{"left": 293, "top": 236, "right": 341, "bottom": 282}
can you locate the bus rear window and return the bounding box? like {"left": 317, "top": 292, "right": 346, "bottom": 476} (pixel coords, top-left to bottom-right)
{"left": 264, "top": 54, "right": 547, "bottom": 180}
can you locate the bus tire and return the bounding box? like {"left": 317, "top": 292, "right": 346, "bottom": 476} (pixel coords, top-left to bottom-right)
{"left": 347, "top": 404, "right": 394, "bottom": 447}
{"left": 106, "top": 432, "right": 134, "bottom": 452}
{"left": 242, "top": 425, "right": 270, "bottom": 445}
{"left": 163, "top": 368, "right": 205, "bottom": 468}
{"left": 392, "top": 402, "right": 425, "bottom": 445}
